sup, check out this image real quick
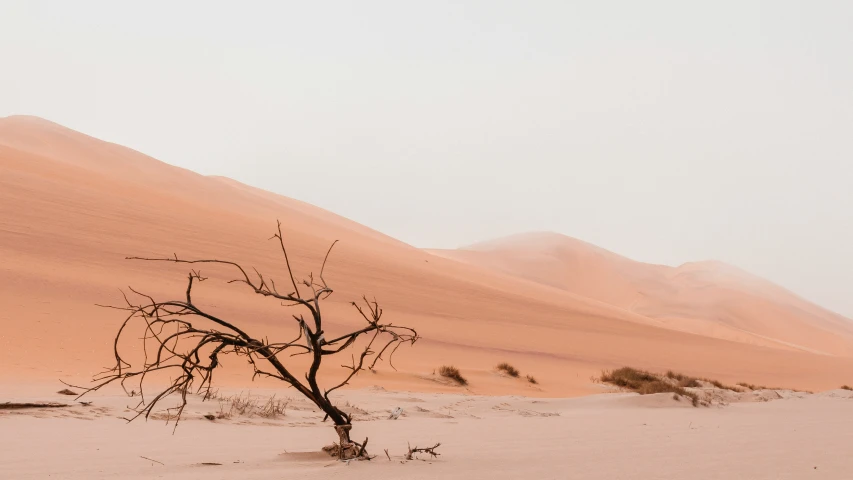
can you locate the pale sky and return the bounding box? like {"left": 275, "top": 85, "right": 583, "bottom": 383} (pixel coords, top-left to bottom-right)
{"left": 2, "top": 1, "right": 852, "bottom": 317}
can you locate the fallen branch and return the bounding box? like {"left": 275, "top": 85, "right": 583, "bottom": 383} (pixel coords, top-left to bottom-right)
{"left": 405, "top": 442, "right": 441, "bottom": 460}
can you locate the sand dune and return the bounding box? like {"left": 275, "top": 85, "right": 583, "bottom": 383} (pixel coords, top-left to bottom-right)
{"left": 2, "top": 115, "right": 853, "bottom": 397}
{"left": 431, "top": 232, "right": 853, "bottom": 356}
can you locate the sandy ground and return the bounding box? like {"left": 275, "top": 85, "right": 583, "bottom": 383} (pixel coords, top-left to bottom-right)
{"left": 2, "top": 384, "right": 853, "bottom": 479}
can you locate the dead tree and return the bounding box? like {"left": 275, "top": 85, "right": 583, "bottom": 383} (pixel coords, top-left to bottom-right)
{"left": 71, "top": 221, "right": 418, "bottom": 460}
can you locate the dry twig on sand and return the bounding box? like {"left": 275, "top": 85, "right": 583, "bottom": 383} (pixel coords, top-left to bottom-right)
{"left": 405, "top": 442, "right": 441, "bottom": 460}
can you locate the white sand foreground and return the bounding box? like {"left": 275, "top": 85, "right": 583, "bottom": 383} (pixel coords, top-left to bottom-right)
{"left": 2, "top": 385, "right": 852, "bottom": 479}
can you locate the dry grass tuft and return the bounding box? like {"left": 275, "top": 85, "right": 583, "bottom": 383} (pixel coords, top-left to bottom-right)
{"left": 601, "top": 367, "right": 702, "bottom": 406}
{"left": 666, "top": 371, "right": 702, "bottom": 388}
{"left": 666, "top": 370, "right": 739, "bottom": 391}
{"left": 439, "top": 365, "right": 468, "bottom": 386}
{"left": 736, "top": 382, "right": 811, "bottom": 393}
{"left": 737, "top": 382, "right": 763, "bottom": 390}
{"left": 211, "top": 392, "right": 290, "bottom": 419}
{"left": 526, "top": 374, "right": 538, "bottom": 384}
{"left": 496, "top": 362, "right": 520, "bottom": 377}
{"left": 841, "top": 385, "right": 853, "bottom": 391}
{"left": 705, "top": 379, "right": 740, "bottom": 392}
{"left": 601, "top": 367, "right": 657, "bottom": 389}
{"left": 258, "top": 395, "right": 290, "bottom": 418}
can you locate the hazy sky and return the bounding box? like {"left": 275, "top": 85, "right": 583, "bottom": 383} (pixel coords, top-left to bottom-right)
{"left": 2, "top": 1, "right": 852, "bottom": 316}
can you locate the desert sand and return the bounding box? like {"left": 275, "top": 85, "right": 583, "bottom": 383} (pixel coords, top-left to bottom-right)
{"left": 3, "top": 385, "right": 853, "bottom": 479}
{"left": 2, "top": 115, "right": 853, "bottom": 478}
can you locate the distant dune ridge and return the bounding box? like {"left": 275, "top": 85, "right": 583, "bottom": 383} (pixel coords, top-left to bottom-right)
{"left": 431, "top": 232, "right": 853, "bottom": 357}
{"left": 2, "top": 115, "right": 853, "bottom": 395}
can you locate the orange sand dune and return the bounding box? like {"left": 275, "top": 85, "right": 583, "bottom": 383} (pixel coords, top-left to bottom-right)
{"left": 2, "top": 115, "right": 852, "bottom": 395}
{"left": 431, "top": 232, "right": 853, "bottom": 357}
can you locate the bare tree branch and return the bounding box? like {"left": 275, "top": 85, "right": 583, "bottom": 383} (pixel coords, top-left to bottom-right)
{"left": 69, "top": 221, "right": 419, "bottom": 459}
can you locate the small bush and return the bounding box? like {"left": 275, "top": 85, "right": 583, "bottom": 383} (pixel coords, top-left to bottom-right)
{"left": 258, "top": 395, "right": 289, "bottom": 418}
{"left": 496, "top": 362, "right": 520, "bottom": 377}
{"left": 667, "top": 370, "right": 740, "bottom": 390}
{"left": 600, "top": 367, "right": 657, "bottom": 389}
{"left": 216, "top": 402, "right": 233, "bottom": 419}
{"left": 706, "top": 379, "right": 740, "bottom": 392}
{"left": 439, "top": 365, "right": 468, "bottom": 386}
{"left": 600, "top": 367, "right": 700, "bottom": 407}
{"left": 841, "top": 385, "right": 853, "bottom": 391}
{"left": 679, "top": 378, "right": 702, "bottom": 388}
{"left": 665, "top": 370, "right": 701, "bottom": 388}
{"left": 213, "top": 392, "right": 289, "bottom": 419}
{"left": 526, "top": 375, "right": 538, "bottom": 384}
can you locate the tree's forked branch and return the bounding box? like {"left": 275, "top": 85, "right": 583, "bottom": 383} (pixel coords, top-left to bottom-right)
{"left": 69, "top": 221, "right": 419, "bottom": 439}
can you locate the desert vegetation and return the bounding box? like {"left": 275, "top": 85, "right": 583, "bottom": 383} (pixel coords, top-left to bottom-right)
{"left": 841, "top": 385, "right": 853, "bottom": 391}
{"left": 736, "top": 381, "right": 812, "bottom": 393}
{"left": 496, "top": 362, "right": 520, "bottom": 377}
{"left": 666, "top": 370, "right": 740, "bottom": 391}
{"left": 439, "top": 365, "right": 468, "bottom": 386}
{"left": 496, "top": 362, "right": 539, "bottom": 385}
{"left": 598, "top": 366, "right": 825, "bottom": 407}
{"left": 204, "top": 392, "right": 290, "bottom": 420}
{"left": 69, "top": 221, "right": 419, "bottom": 460}
{"left": 600, "top": 367, "right": 705, "bottom": 406}
{"left": 737, "top": 382, "right": 766, "bottom": 390}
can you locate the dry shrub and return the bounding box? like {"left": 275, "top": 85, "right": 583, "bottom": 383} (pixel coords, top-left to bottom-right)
{"left": 737, "top": 382, "right": 810, "bottom": 392}
{"left": 600, "top": 367, "right": 658, "bottom": 389}
{"left": 496, "top": 362, "right": 520, "bottom": 377}
{"left": 841, "top": 385, "right": 853, "bottom": 391}
{"left": 216, "top": 401, "right": 233, "bottom": 419}
{"left": 526, "top": 375, "right": 538, "bottom": 385}
{"left": 601, "top": 367, "right": 700, "bottom": 407}
{"left": 679, "top": 377, "right": 702, "bottom": 388}
{"left": 737, "top": 382, "right": 761, "bottom": 390}
{"left": 213, "top": 392, "right": 289, "bottom": 419}
{"left": 706, "top": 379, "right": 740, "bottom": 392}
{"left": 439, "top": 365, "right": 468, "bottom": 386}
{"left": 665, "top": 370, "right": 702, "bottom": 388}
{"left": 666, "top": 370, "right": 739, "bottom": 390}
{"left": 738, "top": 382, "right": 781, "bottom": 391}
{"left": 258, "top": 395, "right": 289, "bottom": 418}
